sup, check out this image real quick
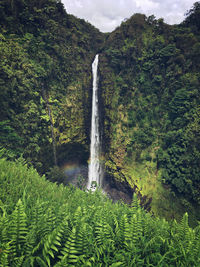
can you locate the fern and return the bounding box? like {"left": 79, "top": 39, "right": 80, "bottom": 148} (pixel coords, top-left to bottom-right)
{"left": 73, "top": 206, "right": 82, "bottom": 225}
{"left": 193, "top": 224, "right": 200, "bottom": 262}
{"left": 178, "top": 212, "right": 190, "bottom": 241}
{"left": 41, "top": 225, "right": 63, "bottom": 266}
{"left": 175, "top": 219, "right": 200, "bottom": 266}
{"left": 57, "top": 223, "right": 93, "bottom": 266}
{"left": 1, "top": 158, "right": 200, "bottom": 266}
{"left": 9, "top": 199, "right": 28, "bottom": 258}
{"left": 94, "top": 215, "right": 114, "bottom": 260}
{"left": 30, "top": 201, "right": 47, "bottom": 235}
{"left": 30, "top": 219, "right": 69, "bottom": 266}
{"left": 112, "top": 250, "right": 144, "bottom": 267}
{"left": 131, "top": 209, "right": 143, "bottom": 245}
{"left": 22, "top": 256, "right": 48, "bottom": 267}
{"left": 45, "top": 207, "right": 57, "bottom": 233}
{"left": 59, "top": 227, "right": 79, "bottom": 265}
{"left": 0, "top": 204, "right": 9, "bottom": 244}
{"left": 75, "top": 224, "right": 88, "bottom": 256}
{"left": 56, "top": 203, "right": 69, "bottom": 225}
{"left": 0, "top": 241, "right": 12, "bottom": 267}
{"left": 131, "top": 194, "right": 140, "bottom": 215}
{"left": 12, "top": 256, "right": 25, "bottom": 267}
{"left": 118, "top": 214, "right": 132, "bottom": 247}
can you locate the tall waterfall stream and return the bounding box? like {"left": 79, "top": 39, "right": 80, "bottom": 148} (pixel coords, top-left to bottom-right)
{"left": 86, "top": 55, "right": 134, "bottom": 206}
{"left": 87, "top": 54, "right": 103, "bottom": 190}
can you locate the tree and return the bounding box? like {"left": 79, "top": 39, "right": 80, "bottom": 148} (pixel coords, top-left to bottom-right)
{"left": 183, "top": 2, "right": 200, "bottom": 32}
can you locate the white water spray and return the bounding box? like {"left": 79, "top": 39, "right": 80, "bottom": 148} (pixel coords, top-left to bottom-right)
{"left": 87, "top": 54, "right": 103, "bottom": 190}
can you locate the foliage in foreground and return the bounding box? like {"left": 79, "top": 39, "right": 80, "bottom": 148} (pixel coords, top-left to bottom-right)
{"left": 0, "top": 158, "right": 200, "bottom": 266}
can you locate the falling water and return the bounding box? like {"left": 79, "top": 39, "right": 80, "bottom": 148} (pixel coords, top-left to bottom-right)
{"left": 87, "top": 54, "right": 103, "bottom": 190}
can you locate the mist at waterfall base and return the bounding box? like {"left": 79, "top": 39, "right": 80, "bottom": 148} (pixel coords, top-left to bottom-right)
{"left": 62, "top": 162, "right": 88, "bottom": 188}
{"left": 60, "top": 159, "right": 135, "bottom": 204}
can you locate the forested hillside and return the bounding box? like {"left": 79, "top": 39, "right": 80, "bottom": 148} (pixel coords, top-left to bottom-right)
{"left": 99, "top": 3, "right": 200, "bottom": 222}
{"left": 0, "top": 0, "right": 103, "bottom": 173}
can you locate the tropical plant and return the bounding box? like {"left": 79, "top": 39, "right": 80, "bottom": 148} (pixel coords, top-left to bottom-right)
{"left": 0, "top": 157, "right": 200, "bottom": 266}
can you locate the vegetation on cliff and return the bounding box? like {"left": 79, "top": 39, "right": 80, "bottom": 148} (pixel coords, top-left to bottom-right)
{"left": 99, "top": 3, "right": 200, "bottom": 222}
{"left": 0, "top": 0, "right": 103, "bottom": 173}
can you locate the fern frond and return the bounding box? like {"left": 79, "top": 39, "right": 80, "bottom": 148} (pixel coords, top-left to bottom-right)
{"left": 0, "top": 241, "right": 12, "bottom": 267}
{"left": 9, "top": 199, "right": 28, "bottom": 257}
{"left": 94, "top": 215, "right": 114, "bottom": 259}
{"left": 42, "top": 223, "right": 64, "bottom": 267}
{"left": 30, "top": 200, "right": 47, "bottom": 234}
{"left": 193, "top": 224, "right": 200, "bottom": 260}
{"left": 118, "top": 214, "right": 132, "bottom": 248}
{"left": 131, "top": 194, "right": 140, "bottom": 214}
{"left": 132, "top": 209, "right": 143, "bottom": 244}
{"left": 45, "top": 207, "right": 57, "bottom": 233}
{"left": 178, "top": 212, "right": 189, "bottom": 241}
{"left": 0, "top": 200, "right": 10, "bottom": 245}
{"left": 59, "top": 227, "right": 79, "bottom": 265}
{"left": 0, "top": 217, "right": 9, "bottom": 245}
{"left": 75, "top": 224, "right": 88, "bottom": 256}
{"left": 56, "top": 203, "right": 69, "bottom": 225}
{"left": 58, "top": 223, "right": 92, "bottom": 266}
{"left": 22, "top": 256, "right": 48, "bottom": 267}
{"left": 12, "top": 255, "right": 25, "bottom": 267}
{"left": 35, "top": 256, "right": 48, "bottom": 267}
{"left": 113, "top": 215, "right": 119, "bottom": 236}
{"left": 73, "top": 206, "right": 83, "bottom": 227}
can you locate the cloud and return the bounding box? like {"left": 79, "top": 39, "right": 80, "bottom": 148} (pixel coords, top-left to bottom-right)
{"left": 62, "top": 0, "right": 196, "bottom": 32}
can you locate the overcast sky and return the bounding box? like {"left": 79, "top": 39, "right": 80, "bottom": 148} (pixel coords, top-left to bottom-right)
{"left": 62, "top": 0, "right": 195, "bottom": 32}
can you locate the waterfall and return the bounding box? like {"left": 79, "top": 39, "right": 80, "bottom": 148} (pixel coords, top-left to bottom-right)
{"left": 87, "top": 54, "right": 103, "bottom": 190}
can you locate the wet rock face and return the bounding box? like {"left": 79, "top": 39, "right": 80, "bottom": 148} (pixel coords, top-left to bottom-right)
{"left": 103, "top": 174, "right": 133, "bottom": 204}
{"left": 102, "top": 173, "right": 152, "bottom": 211}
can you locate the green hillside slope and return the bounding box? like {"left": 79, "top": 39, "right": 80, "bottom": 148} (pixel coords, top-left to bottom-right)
{"left": 0, "top": 157, "right": 200, "bottom": 266}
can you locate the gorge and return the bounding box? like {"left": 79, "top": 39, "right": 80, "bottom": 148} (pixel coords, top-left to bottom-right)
{"left": 0, "top": 0, "right": 200, "bottom": 226}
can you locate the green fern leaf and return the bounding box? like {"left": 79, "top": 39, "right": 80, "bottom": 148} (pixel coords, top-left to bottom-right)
{"left": 131, "top": 194, "right": 140, "bottom": 214}
{"left": 178, "top": 212, "right": 189, "bottom": 241}
{"left": 59, "top": 228, "right": 79, "bottom": 265}
{"left": 118, "top": 214, "right": 132, "bottom": 247}
{"left": 42, "top": 223, "right": 64, "bottom": 266}
{"left": 0, "top": 241, "right": 12, "bottom": 267}
{"left": 9, "top": 199, "right": 28, "bottom": 257}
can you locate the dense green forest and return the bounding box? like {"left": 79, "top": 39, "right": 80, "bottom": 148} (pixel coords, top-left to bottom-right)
{"left": 0, "top": 0, "right": 200, "bottom": 264}
{"left": 0, "top": 0, "right": 103, "bottom": 173}
{"left": 99, "top": 2, "right": 200, "bottom": 223}
{"left": 0, "top": 157, "right": 200, "bottom": 266}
